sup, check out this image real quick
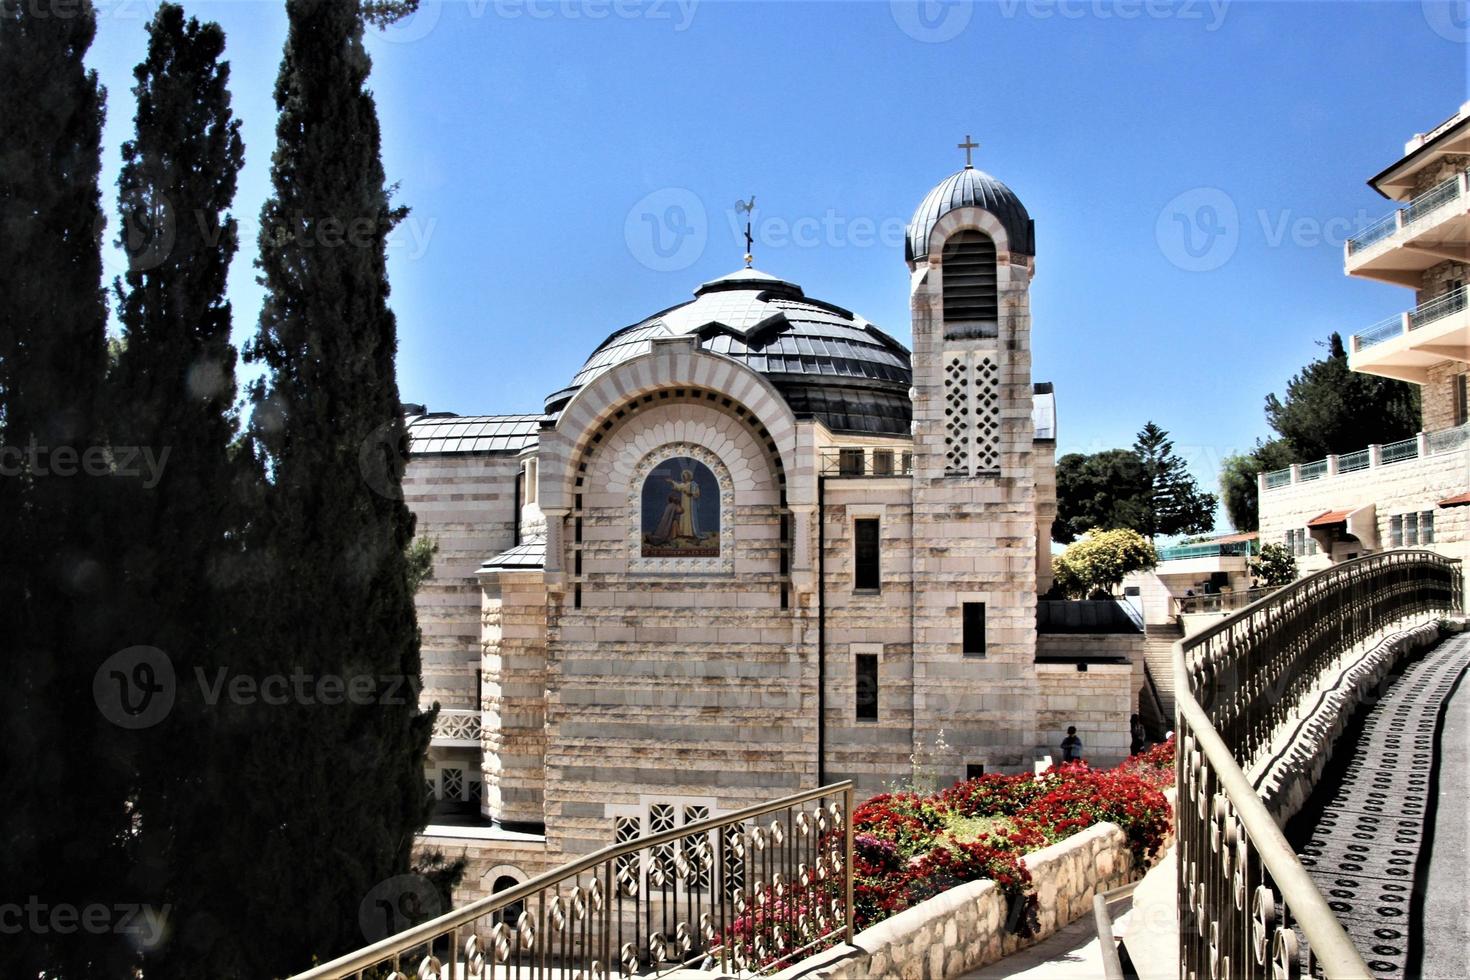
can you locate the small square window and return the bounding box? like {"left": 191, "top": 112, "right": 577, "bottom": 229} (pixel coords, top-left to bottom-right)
{"left": 963, "top": 602, "right": 986, "bottom": 656}
{"left": 838, "top": 448, "right": 865, "bottom": 476}
{"left": 872, "top": 450, "right": 894, "bottom": 476}
{"left": 966, "top": 764, "right": 985, "bottom": 781}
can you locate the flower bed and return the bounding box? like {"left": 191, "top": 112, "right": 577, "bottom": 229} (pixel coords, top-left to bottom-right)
{"left": 849, "top": 739, "right": 1175, "bottom": 935}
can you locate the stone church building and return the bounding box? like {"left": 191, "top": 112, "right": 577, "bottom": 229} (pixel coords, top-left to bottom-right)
{"left": 402, "top": 162, "right": 1140, "bottom": 894}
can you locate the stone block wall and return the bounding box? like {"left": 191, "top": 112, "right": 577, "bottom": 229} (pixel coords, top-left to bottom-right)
{"left": 481, "top": 569, "right": 548, "bottom": 827}
{"left": 403, "top": 454, "right": 522, "bottom": 711}
{"left": 1259, "top": 446, "right": 1470, "bottom": 573}
{"left": 772, "top": 822, "right": 1137, "bottom": 980}
{"left": 1035, "top": 658, "right": 1135, "bottom": 767}
{"left": 1423, "top": 359, "right": 1469, "bottom": 433}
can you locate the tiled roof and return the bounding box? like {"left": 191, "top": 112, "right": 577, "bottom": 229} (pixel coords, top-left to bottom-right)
{"left": 406, "top": 414, "right": 541, "bottom": 455}
{"left": 1438, "top": 492, "right": 1470, "bottom": 507}
{"left": 480, "top": 539, "right": 546, "bottom": 571}
{"left": 1308, "top": 509, "right": 1355, "bottom": 527}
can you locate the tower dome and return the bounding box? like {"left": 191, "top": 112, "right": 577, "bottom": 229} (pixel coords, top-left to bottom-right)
{"left": 905, "top": 167, "right": 1035, "bottom": 263}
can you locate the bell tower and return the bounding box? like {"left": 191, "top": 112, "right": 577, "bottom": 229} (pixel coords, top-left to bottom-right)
{"left": 905, "top": 149, "right": 1043, "bottom": 774}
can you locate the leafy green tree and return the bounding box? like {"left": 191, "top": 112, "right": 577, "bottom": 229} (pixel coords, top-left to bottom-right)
{"left": 1250, "top": 542, "right": 1297, "bottom": 588}
{"left": 0, "top": 2, "right": 133, "bottom": 975}
{"left": 1133, "top": 422, "right": 1216, "bottom": 540}
{"left": 1052, "top": 449, "right": 1148, "bottom": 544}
{"left": 108, "top": 7, "right": 249, "bottom": 975}
{"left": 1265, "top": 333, "right": 1420, "bottom": 460}
{"left": 237, "top": 0, "right": 446, "bottom": 970}
{"left": 1052, "top": 528, "right": 1158, "bottom": 598}
{"left": 1219, "top": 438, "right": 1295, "bottom": 532}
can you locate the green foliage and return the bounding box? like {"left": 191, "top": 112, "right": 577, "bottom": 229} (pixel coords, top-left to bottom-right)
{"left": 1265, "top": 333, "right": 1420, "bottom": 460}
{"left": 1133, "top": 422, "right": 1217, "bottom": 539}
{"left": 1052, "top": 528, "right": 1158, "bottom": 598}
{"left": 0, "top": 3, "right": 135, "bottom": 975}
{"left": 1251, "top": 542, "right": 1297, "bottom": 588}
{"left": 1219, "top": 438, "right": 1294, "bottom": 532}
{"left": 406, "top": 535, "right": 438, "bottom": 594}
{"left": 237, "top": 0, "right": 451, "bottom": 971}
{"left": 1053, "top": 424, "right": 1216, "bottom": 543}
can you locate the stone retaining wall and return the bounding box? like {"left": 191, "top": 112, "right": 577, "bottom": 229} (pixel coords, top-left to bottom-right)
{"left": 772, "top": 821, "right": 1138, "bottom": 980}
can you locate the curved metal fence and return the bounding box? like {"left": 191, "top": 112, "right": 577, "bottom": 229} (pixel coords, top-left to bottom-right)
{"left": 1174, "top": 550, "right": 1462, "bottom": 979}
{"left": 291, "top": 782, "right": 855, "bottom": 980}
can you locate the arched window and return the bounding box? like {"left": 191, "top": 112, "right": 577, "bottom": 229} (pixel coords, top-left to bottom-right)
{"left": 942, "top": 230, "right": 998, "bottom": 334}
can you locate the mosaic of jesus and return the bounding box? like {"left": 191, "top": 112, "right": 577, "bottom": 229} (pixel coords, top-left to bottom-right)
{"left": 641, "top": 456, "right": 721, "bottom": 558}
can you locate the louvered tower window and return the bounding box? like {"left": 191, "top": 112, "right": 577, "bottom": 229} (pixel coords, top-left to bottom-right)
{"left": 942, "top": 230, "right": 998, "bottom": 330}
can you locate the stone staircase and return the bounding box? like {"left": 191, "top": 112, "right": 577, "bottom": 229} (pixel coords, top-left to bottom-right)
{"left": 1142, "top": 623, "right": 1183, "bottom": 727}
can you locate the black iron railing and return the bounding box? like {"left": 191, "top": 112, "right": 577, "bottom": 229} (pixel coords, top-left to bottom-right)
{"left": 1174, "top": 550, "right": 1461, "bottom": 979}
{"left": 290, "top": 783, "right": 855, "bottom": 980}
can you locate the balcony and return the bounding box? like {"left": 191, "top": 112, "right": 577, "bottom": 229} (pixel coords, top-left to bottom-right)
{"left": 818, "top": 445, "right": 914, "bottom": 478}
{"left": 1156, "top": 540, "right": 1255, "bottom": 562}
{"left": 430, "top": 707, "right": 482, "bottom": 747}
{"left": 1345, "top": 168, "right": 1470, "bottom": 286}
{"left": 1261, "top": 423, "right": 1469, "bottom": 493}
{"left": 1349, "top": 284, "right": 1470, "bottom": 383}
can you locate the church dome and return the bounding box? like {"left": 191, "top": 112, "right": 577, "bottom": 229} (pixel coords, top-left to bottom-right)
{"left": 545, "top": 268, "right": 913, "bottom": 436}
{"left": 905, "top": 167, "right": 1035, "bottom": 263}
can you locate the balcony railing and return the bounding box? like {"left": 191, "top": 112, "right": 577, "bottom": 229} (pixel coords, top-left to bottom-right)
{"left": 1157, "top": 540, "right": 1256, "bottom": 562}
{"left": 431, "top": 708, "right": 483, "bottom": 746}
{"left": 1353, "top": 284, "right": 1468, "bottom": 352}
{"left": 1346, "top": 167, "right": 1469, "bottom": 255}
{"left": 289, "top": 782, "right": 855, "bottom": 980}
{"left": 1175, "top": 551, "right": 1462, "bottom": 979}
{"left": 1261, "top": 422, "right": 1469, "bottom": 491}
{"left": 818, "top": 446, "right": 914, "bottom": 478}
{"left": 1173, "top": 586, "right": 1274, "bottom": 616}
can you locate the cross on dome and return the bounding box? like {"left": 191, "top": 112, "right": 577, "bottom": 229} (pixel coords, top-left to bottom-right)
{"left": 957, "top": 134, "right": 979, "bottom": 168}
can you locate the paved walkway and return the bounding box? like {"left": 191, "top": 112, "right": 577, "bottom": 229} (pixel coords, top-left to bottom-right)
{"left": 958, "top": 905, "right": 1113, "bottom": 980}
{"left": 1286, "top": 633, "right": 1470, "bottom": 979}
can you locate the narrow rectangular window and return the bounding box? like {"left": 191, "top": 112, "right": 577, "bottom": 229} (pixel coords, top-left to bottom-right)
{"left": 1406, "top": 512, "right": 1419, "bottom": 547}
{"left": 1455, "top": 375, "right": 1468, "bottom": 427}
{"left": 901, "top": 451, "right": 913, "bottom": 474}
{"left": 963, "top": 602, "right": 987, "bottom": 656}
{"left": 1422, "top": 511, "right": 1435, "bottom": 544}
{"left": 854, "top": 519, "right": 881, "bottom": 591}
{"left": 872, "top": 449, "right": 894, "bottom": 476}
{"left": 1391, "top": 515, "right": 1404, "bottom": 548}
{"left": 855, "top": 654, "right": 878, "bottom": 721}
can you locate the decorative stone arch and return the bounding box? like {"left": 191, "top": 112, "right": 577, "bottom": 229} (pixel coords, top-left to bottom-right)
{"left": 540, "top": 339, "right": 802, "bottom": 516}
{"left": 482, "top": 864, "right": 528, "bottom": 887}
{"left": 922, "top": 207, "right": 1014, "bottom": 266}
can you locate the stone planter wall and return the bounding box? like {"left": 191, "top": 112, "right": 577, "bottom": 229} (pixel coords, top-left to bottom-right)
{"left": 771, "top": 821, "right": 1140, "bottom": 980}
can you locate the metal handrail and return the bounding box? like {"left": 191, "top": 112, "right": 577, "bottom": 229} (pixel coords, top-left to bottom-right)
{"left": 1347, "top": 167, "right": 1468, "bottom": 254}
{"left": 1173, "top": 551, "right": 1462, "bottom": 979}
{"left": 1409, "top": 283, "right": 1467, "bottom": 330}
{"left": 818, "top": 446, "right": 913, "bottom": 478}
{"left": 291, "top": 781, "right": 856, "bottom": 979}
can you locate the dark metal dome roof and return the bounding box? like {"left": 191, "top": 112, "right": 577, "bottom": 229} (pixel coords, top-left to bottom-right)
{"left": 905, "top": 167, "right": 1035, "bottom": 262}
{"left": 548, "top": 269, "right": 913, "bottom": 436}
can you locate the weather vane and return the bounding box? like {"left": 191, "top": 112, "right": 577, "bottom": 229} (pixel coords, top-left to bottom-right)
{"left": 957, "top": 134, "right": 979, "bottom": 169}
{"left": 736, "top": 195, "right": 756, "bottom": 268}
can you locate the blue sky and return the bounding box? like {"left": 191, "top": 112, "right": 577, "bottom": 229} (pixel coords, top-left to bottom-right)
{"left": 87, "top": 1, "right": 1469, "bottom": 529}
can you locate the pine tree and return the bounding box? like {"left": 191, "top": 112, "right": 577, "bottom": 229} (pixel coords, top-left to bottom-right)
{"left": 0, "top": 1, "right": 132, "bottom": 975}
{"left": 237, "top": 0, "right": 437, "bottom": 971}
{"left": 108, "top": 6, "right": 249, "bottom": 974}
{"left": 1132, "top": 422, "right": 1216, "bottom": 540}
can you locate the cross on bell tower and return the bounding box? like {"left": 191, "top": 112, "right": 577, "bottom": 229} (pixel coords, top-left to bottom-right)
{"left": 957, "top": 134, "right": 979, "bottom": 169}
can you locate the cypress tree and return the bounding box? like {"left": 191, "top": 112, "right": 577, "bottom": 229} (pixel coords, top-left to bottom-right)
{"left": 0, "top": 1, "right": 132, "bottom": 975}
{"left": 239, "top": 0, "right": 436, "bottom": 970}
{"left": 1133, "top": 421, "right": 1217, "bottom": 540}
{"left": 108, "top": 6, "right": 248, "bottom": 975}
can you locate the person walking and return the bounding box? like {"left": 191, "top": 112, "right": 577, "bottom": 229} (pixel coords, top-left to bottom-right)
{"left": 1061, "top": 726, "right": 1083, "bottom": 763}
{"left": 1130, "top": 713, "right": 1146, "bottom": 756}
